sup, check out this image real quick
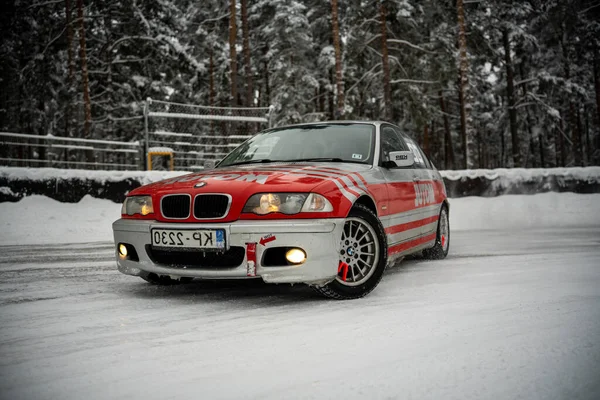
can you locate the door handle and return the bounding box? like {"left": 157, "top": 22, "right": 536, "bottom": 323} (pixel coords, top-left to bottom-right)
{"left": 413, "top": 177, "right": 421, "bottom": 182}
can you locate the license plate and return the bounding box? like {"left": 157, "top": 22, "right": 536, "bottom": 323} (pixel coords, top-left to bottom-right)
{"left": 151, "top": 229, "right": 226, "bottom": 250}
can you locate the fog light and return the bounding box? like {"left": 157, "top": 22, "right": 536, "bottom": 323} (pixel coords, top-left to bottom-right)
{"left": 285, "top": 248, "right": 306, "bottom": 264}
{"left": 118, "top": 244, "right": 128, "bottom": 258}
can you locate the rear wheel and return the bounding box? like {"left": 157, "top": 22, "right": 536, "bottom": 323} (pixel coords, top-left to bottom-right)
{"left": 313, "top": 203, "right": 387, "bottom": 300}
{"left": 423, "top": 205, "right": 450, "bottom": 260}
{"left": 141, "top": 273, "right": 193, "bottom": 285}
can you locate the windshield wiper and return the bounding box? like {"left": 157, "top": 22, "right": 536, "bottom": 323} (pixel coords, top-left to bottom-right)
{"left": 224, "top": 159, "right": 278, "bottom": 167}
{"left": 286, "top": 157, "right": 364, "bottom": 163}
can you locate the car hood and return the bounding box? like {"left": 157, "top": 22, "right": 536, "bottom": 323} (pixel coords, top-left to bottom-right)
{"left": 135, "top": 162, "right": 373, "bottom": 196}
{"left": 128, "top": 162, "right": 373, "bottom": 222}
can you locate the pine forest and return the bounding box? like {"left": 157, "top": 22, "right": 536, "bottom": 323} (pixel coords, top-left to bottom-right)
{"left": 1, "top": 0, "right": 599, "bottom": 170}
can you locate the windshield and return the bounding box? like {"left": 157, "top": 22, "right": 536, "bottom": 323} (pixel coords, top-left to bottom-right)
{"left": 217, "top": 123, "right": 375, "bottom": 167}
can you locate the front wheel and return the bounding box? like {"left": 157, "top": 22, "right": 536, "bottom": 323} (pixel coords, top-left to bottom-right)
{"left": 423, "top": 205, "right": 450, "bottom": 260}
{"left": 313, "top": 203, "right": 387, "bottom": 300}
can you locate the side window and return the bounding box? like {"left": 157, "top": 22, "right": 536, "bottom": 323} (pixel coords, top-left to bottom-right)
{"left": 405, "top": 138, "right": 426, "bottom": 169}
{"left": 380, "top": 126, "right": 408, "bottom": 165}
{"left": 420, "top": 148, "right": 433, "bottom": 169}
{"left": 415, "top": 144, "right": 432, "bottom": 169}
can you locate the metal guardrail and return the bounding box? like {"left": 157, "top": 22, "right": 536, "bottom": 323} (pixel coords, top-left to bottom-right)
{"left": 1, "top": 101, "right": 274, "bottom": 171}
{"left": 144, "top": 98, "right": 273, "bottom": 170}
{"left": 0, "top": 132, "right": 142, "bottom": 170}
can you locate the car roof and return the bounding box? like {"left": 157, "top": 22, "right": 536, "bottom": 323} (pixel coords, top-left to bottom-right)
{"left": 270, "top": 120, "right": 390, "bottom": 130}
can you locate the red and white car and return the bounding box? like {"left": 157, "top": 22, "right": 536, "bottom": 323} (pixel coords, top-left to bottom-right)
{"left": 113, "top": 122, "right": 449, "bottom": 299}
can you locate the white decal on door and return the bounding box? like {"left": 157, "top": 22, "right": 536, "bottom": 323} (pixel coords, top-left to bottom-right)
{"left": 414, "top": 183, "right": 435, "bottom": 207}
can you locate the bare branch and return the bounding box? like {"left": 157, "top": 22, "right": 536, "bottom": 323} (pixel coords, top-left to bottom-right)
{"left": 346, "top": 64, "right": 382, "bottom": 94}
{"left": 390, "top": 78, "right": 438, "bottom": 84}
{"left": 387, "top": 39, "right": 435, "bottom": 53}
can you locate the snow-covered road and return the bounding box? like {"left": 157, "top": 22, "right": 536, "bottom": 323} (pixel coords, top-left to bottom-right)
{"left": 1, "top": 226, "right": 599, "bottom": 399}
{"left": 1, "top": 192, "right": 600, "bottom": 399}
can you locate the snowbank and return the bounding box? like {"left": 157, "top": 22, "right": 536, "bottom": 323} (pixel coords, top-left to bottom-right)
{"left": 1, "top": 166, "right": 600, "bottom": 204}
{"left": 0, "top": 192, "right": 598, "bottom": 245}
{"left": 441, "top": 167, "right": 600, "bottom": 182}
{"left": 449, "top": 192, "right": 600, "bottom": 231}
{"left": 0, "top": 167, "right": 188, "bottom": 203}
{"left": 0, "top": 167, "right": 186, "bottom": 184}
{"left": 0, "top": 195, "right": 121, "bottom": 245}
{"left": 441, "top": 167, "right": 600, "bottom": 197}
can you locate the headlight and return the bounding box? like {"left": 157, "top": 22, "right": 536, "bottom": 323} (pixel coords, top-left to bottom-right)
{"left": 122, "top": 196, "right": 154, "bottom": 216}
{"left": 301, "top": 193, "right": 334, "bottom": 212}
{"left": 243, "top": 193, "right": 333, "bottom": 215}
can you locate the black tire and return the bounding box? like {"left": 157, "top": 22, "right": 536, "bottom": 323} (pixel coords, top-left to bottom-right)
{"left": 141, "top": 273, "right": 194, "bottom": 285}
{"left": 313, "top": 203, "right": 388, "bottom": 300}
{"left": 423, "top": 205, "right": 450, "bottom": 260}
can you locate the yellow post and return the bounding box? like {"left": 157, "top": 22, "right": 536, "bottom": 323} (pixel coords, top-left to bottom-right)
{"left": 147, "top": 151, "right": 174, "bottom": 171}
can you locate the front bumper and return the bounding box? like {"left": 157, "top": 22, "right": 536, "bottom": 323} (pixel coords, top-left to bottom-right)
{"left": 112, "top": 218, "right": 345, "bottom": 285}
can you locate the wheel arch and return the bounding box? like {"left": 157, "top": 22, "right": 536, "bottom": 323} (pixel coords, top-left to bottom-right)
{"left": 441, "top": 198, "right": 450, "bottom": 213}
{"left": 351, "top": 195, "right": 378, "bottom": 217}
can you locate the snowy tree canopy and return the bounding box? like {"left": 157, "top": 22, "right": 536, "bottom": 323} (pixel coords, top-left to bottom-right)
{"left": 0, "top": 0, "right": 599, "bottom": 169}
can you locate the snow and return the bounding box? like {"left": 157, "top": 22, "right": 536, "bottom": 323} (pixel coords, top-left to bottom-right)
{"left": 0, "top": 167, "right": 187, "bottom": 185}
{"left": 0, "top": 186, "right": 15, "bottom": 196}
{"left": 0, "top": 193, "right": 599, "bottom": 399}
{"left": 1, "top": 132, "right": 140, "bottom": 147}
{"left": 440, "top": 166, "right": 600, "bottom": 183}
{"left": 4, "top": 166, "right": 599, "bottom": 186}
{"left": 148, "top": 111, "right": 268, "bottom": 123}
{"left": 148, "top": 146, "right": 174, "bottom": 153}
{"left": 0, "top": 191, "right": 598, "bottom": 246}
{"left": 0, "top": 195, "right": 120, "bottom": 245}
{"left": 153, "top": 130, "right": 193, "bottom": 138}
{"left": 450, "top": 192, "right": 600, "bottom": 231}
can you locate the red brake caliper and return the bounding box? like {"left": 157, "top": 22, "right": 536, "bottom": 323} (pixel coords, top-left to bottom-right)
{"left": 338, "top": 260, "right": 349, "bottom": 281}
{"left": 441, "top": 235, "right": 446, "bottom": 248}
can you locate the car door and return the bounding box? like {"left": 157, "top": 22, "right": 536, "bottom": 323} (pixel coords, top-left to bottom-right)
{"left": 378, "top": 125, "right": 422, "bottom": 246}
{"left": 402, "top": 133, "right": 439, "bottom": 238}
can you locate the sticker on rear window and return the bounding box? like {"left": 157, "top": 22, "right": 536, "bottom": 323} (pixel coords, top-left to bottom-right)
{"left": 352, "top": 154, "right": 363, "bottom": 160}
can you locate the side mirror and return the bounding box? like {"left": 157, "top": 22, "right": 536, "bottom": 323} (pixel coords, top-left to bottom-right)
{"left": 388, "top": 151, "right": 414, "bottom": 167}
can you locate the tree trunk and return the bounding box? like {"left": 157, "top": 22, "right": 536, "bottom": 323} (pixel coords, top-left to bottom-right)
{"left": 430, "top": 118, "right": 437, "bottom": 162}
{"left": 229, "top": 0, "right": 238, "bottom": 106}
{"left": 423, "top": 123, "right": 429, "bottom": 156}
{"left": 502, "top": 28, "right": 521, "bottom": 167}
{"left": 456, "top": 0, "right": 472, "bottom": 168}
{"left": 103, "top": 5, "right": 113, "bottom": 140}
{"left": 209, "top": 49, "right": 215, "bottom": 135}
{"left": 65, "top": 0, "right": 75, "bottom": 138}
{"left": 331, "top": 0, "right": 344, "bottom": 117}
{"left": 570, "top": 102, "right": 581, "bottom": 165}
{"left": 379, "top": 1, "right": 392, "bottom": 121}
{"left": 560, "top": 25, "right": 580, "bottom": 166}
{"left": 519, "top": 61, "right": 538, "bottom": 167}
{"left": 264, "top": 60, "right": 270, "bottom": 106}
{"left": 76, "top": 0, "right": 91, "bottom": 142}
{"left": 241, "top": 0, "right": 252, "bottom": 107}
{"left": 594, "top": 55, "right": 600, "bottom": 131}
{"left": 319, "top": 85, "right": 325, "bottom": 113}
{"left": 559, "top": 116, "right": 566, "bottom": 167}
{"left": 576, "top": 107, "right": 584, "bottom": 166}
{"left": 585, "top": 105, "right": 591, "bottom": 164}
{"left": 477, "top": 124, "right": 482, "bottom": 167}
{"left": 439, "top": 90, "right": 455, "bottom": 169}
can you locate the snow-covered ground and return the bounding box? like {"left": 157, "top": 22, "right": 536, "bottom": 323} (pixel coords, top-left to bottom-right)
{"left": 0, "top": 192, "right": 598, "bottom": 245}
{"left": 0, "top": 193, "right": 599, "bottom": 399}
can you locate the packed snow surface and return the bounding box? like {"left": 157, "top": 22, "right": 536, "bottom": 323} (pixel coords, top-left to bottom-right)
{"left": 0, "top": 193, "right": 599, "bottom": 399}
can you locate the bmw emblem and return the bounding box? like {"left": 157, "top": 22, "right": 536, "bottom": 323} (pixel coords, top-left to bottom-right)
{"left": 194, "top": 181, "right": 207, "bottom": 188}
